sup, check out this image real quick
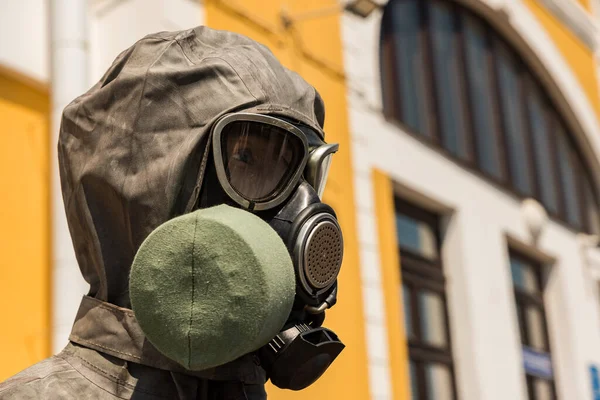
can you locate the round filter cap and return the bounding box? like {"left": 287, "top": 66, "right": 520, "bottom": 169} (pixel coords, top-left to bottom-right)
{"left": 129, "top": 204, "right": 296, "bottom": 371}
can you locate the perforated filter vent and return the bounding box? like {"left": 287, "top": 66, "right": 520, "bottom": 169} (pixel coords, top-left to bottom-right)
{"left": 304, "top": 221, "right": 343, "bottom": 290}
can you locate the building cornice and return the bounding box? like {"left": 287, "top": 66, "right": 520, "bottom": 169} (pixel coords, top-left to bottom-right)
{"left": 536, "top": 0, "right": 599, "bottom": 50}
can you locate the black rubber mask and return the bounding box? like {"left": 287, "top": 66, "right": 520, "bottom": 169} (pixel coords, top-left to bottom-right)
{"left": 257, "top": 181, "right": 345, "bottom": 390}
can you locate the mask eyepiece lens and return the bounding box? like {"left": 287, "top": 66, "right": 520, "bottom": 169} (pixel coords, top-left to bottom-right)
{"left": 220, "top": 121, "right": 305, "bottom": 202}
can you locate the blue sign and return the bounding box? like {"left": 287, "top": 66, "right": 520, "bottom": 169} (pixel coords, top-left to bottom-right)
{"left": 590, "top": 365, "right": 600, "bottom": 400}
{"left": 522, "top": 346, "right": 553, "bottom": 379}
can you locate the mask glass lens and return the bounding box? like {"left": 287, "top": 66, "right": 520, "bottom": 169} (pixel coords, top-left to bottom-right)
{"left": 221, "top": 121, "right": 305, "bottom": 201}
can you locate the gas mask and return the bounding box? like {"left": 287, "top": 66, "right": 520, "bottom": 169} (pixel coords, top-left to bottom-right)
{"left": 210, "top": 113, "right": 345, "bottom": 390}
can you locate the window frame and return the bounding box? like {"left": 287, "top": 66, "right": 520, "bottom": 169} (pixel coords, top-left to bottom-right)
{"left": 522, "top": 76, "right": 564, "bottom": 217}
{"left": 493, "top": 38, "right": 538, "bottom": 197}
{"left": 427, "top": 0, "right": 473, "bottom": 161}
{"left": 461, "top": 11, "right": 508, "bottom": 181}
{"left": 380, "top": 0, "right": 600, "bottom": 235}
{"left": 395, "top": 198, "right": 458, "bottom": 400}
{"left": 509, "top": 250, "right": 557, "bottom": 400}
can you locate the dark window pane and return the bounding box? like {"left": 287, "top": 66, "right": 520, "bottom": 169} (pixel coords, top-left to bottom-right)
{"left": 403, "top": 283, "right": 414, "bottom": 338}
{"left": 510, "top": 257, "right": 540, "bottom": 295}
{"left": 380, "top": 31, "right": 395, "bottom": 118}
{"left": 526, "top": 377, "right": 535, "bottom": 399}
{"left": 509, "top": 252, "right": 551, "bottom": 352}
{"left": 418, "top": 290, "right": 448, "bottom": 347}
{"left": 390, "top": 1, "right": 432, "bottom": 136}
{"left": 409, "top": 361, "right": 419, "bottom": 400}
{"left": 464, "top": 17, "right": 503, "bottom": 179}
{"left": 525, "top": 305, "right": 548, "bottom": 351}
{"left": 395, "top": 199, "right": 454, "bottom": 400}
{"left": 527, "top": 82, "right": 559, "bottom": 213}
{"left": 516, "top": 302, "right": 526, "bottom": 345}
{"left": 425, "top": 363, "right": 453, "bottom": 400}
{"left": 496, "top": 44, "right": 533, "bottom": 195}
{"left": 430, "top": 2, "right": 468, "bottom": 158}
{"left": 556, "top": 125, "right": 582, "bottom": 227}
{"left": 395, "top": 213, "right": 438, "bottom": 259}
{"left": 380, "top": 8, "right": 399, "bottom": 120}
{"left": 583, "top": 176, "right": 600, "bottom": 235}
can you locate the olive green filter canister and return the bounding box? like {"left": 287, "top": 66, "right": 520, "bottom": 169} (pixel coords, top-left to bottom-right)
{"left": 129, "top": 204, "right": 296, "bottom": 371}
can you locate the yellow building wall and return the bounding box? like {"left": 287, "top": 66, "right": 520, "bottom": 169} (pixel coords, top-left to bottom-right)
{"left": 577, "top": 0, "right": 592, "bottom": 12}
{"left": 525, "top": 0, "right": 600, "bottom": 118}
{"left": 204, "top": 1, "right": 370, "bottom": 398}
{"left": 0, "top": 68, "right": 50, "bottom": 381}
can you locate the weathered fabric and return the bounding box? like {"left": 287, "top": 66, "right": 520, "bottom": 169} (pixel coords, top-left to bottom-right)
{"left": 68, "top": 295, "right": 267, "bottom": 383}
{"left": 1, "top": 25, "right": 326, "bottom": 399}
{"left": 0, "top": 343, "right": 267, "bottom": 400}
{"left": 60, "top": 26, "right": 324, "bottom": 309}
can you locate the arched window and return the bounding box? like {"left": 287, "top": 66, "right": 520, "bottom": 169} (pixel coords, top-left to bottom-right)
{"left": 380, "top": 0, "right": 600, "bottom": 234}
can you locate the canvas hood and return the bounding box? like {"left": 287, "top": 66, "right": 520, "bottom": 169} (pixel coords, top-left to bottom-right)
{"left": 58, "top": 26, "right": 326, "bottom": 309}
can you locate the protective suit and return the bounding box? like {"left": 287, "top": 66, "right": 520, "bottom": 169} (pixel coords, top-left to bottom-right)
{"left": 0, "top": 26, "right": 343, "bottom": 399}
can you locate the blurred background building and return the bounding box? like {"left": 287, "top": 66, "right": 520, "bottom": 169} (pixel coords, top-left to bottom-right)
{"left": 3, "top": 0, "right": 600, "bottom": 399}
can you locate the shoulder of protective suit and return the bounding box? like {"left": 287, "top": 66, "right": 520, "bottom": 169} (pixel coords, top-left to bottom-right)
{"left": 0, "top": 344, "right": 158, "bottom": 399}
{"left": 0, "top": 354, "right": 83, "bottom": 399}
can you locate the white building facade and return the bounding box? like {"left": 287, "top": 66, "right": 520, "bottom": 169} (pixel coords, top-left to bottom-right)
{"left": 343, "top": 0, "right": 600, "bottom": 399}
